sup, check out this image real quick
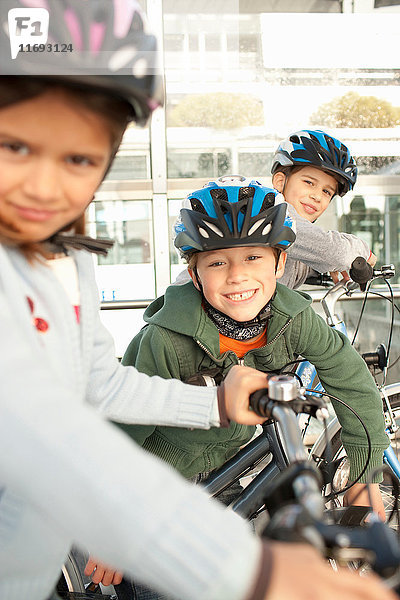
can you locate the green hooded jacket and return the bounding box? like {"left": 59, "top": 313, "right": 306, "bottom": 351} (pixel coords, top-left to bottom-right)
{"left": 120, "top": 282, "right": 388, "bottom": 481}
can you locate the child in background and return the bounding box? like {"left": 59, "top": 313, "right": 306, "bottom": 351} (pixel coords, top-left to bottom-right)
{"left": 271, "top": 128, "right": 376, "bottom": 288}
{"left": 173, "top": 129, "right": 375, "bottom": 290}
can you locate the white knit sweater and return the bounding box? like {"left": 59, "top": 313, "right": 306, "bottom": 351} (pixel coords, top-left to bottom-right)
{"left": 0, "top": 245, "right": 261, "bottom": 600}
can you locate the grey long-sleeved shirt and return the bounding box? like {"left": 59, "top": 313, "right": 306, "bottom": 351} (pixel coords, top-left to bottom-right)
{"left": 279, "top": 204, "right": 370, "bottom": 289}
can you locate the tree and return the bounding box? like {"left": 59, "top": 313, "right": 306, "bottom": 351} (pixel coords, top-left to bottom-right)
{"left": 310, "top": 91, "right": 400, "bottom": 128}
{"left": 168, "top": 92, "right": 264, "bottom": 129}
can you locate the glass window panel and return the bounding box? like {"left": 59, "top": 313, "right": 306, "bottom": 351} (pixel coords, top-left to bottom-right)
{"left": 88, "top": 200, "right": 155, "bottom": 301}
{"left": 388, "top": 196, "right": 400, "bottom": 283}
{"left": 168, "top": 152, "right": 212, "bottom": 178}
{"left": 205, "top": 34, "right": 221, "bottom": 51}
{"left": 106, "top": 154, "right": 149, "bottom": 180}
{"left": 355, "top": 156, "right": 400, "bottom": 175}
{"left": 238, "top": 152, "right": 273, "bottom": 176}
{"left": 239, "top": 33, "right": 258, "bottom": 53}
{"left": 188, "top": 34, "right": 199, "bottom": 51}
{"left": 337, "top": 297, "right": 400, "bottom": 385}
{"left": 167, "top": 150, "right": 231, "bottom": 178}
{"left": 90, "top": 120, "right": 152, "bottom": 302}
{"left": 338, "top": 194, "right": 385, "bottom": 256}
{"left": 165, "top": 34, "right": 185, "bottom": 51}
{"left": 227, "top": 33, "right": 238, "bottom": 51}
{"left": 168, "top": 199, "right": 187, "bottom": 283}
{"left": 338, "top": 194, "right": 400, "bottom": 284}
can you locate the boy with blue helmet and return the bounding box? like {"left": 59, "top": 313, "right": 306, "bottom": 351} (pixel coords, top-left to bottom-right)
{"left": 271, "top": 129, "right": 376, "bottom": 289}
{"left": 119, "top": 177, "right": 387, "bottom": 559}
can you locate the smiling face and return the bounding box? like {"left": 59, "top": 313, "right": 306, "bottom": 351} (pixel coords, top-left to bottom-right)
{"left": 189, "top": 246, "right": 286, "bottom": 322}
{"left": 273, "top": 166, "right": 338, "bottom": 222}
{"left": 0, "top": 89, "right": 112, "bottom": 243}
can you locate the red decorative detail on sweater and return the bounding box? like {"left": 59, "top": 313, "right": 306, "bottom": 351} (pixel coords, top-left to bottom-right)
{"left": 27, "top": 296, "right": 49, "bottom": 333}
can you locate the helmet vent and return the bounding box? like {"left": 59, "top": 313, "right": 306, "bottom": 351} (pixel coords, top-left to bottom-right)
{"left": 248, "top": 219, "right": 265, "bottom": 236}
{"left": 260, "top": 192, "right": 276, "bottom": 211}
{"left": 290, "top": 135, "right": 301, "bottom": 144}
{"left": 190, "top": 198, "right": 207, "bottom": 214}
{"left": 238, "top": 187, "right": 255, "bottom": 201}
{"left": 262, "top": 223, "right": 272, "bottom": 235}
{"left": 207, "top": 222, "right": 224, "bottom": 237}
{"left": 210, "top": 188, "right": 229, "bottom": 203}
{"left": 198, "top": 227, "right": 210, "bottom": 239}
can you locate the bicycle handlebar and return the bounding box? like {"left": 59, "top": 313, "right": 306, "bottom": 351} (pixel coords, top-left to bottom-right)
{"left": 304, "top": 273, "right": 333, "bottom": 287}
{"left": 249, "top": 375, "right": 329, "bottom": 422}
{"left": 264, "top": 503, "right": 400, "bottom": 583}
{"left": 304, "top": 257, "right": 395, "bottom": 291}
{"left": 249, "top": 375, "right": 327, "bottom": 518}
{"left": 349, "top": 256, "right": 374, "bottom": 287}
{"left": 250, "top": 375, "right": 400, "bottom": 586}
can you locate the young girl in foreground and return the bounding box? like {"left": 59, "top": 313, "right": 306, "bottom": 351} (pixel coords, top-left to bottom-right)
{"left": 0, "top": 3, "right": 395, "bottom": 600}
{"left": 0, "top": 2, "right": 272, "bottom": 598}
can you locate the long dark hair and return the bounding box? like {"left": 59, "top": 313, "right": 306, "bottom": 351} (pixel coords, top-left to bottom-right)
{"left": 0, "top": 76, "right": 133, "bottom": 258}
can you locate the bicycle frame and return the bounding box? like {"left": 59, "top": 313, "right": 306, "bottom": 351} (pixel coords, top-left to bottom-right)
{"left": 201, "top": 418, "right": 289, "bottom": 518}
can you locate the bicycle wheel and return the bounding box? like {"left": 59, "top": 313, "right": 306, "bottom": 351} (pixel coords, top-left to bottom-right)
{"left": 57, "top": 549, "right": 136, "bottom": 600}
{"left": 319, "top": 388, "right": 400, "bottom": 526}
{"left": 56, "top": 550, "right": 86, "bottom": 595}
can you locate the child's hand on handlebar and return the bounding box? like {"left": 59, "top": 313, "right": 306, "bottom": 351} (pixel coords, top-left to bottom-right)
{"left": 330, "top": 270, "right": 350, "bottom": 284}
{"left": 223, "top": 365, "right": 269, "bottom": 426}
{"left": 84, "top": 556, "right": 123, "bottom": 587}
{"left": 330, "top": 252, "right": 377, "bottom": 284}
{"left": 367, "top": 252, "right": 377, "bottom": 267}
{"left": 265, "top": 541, "right": 398, "bottom": 600}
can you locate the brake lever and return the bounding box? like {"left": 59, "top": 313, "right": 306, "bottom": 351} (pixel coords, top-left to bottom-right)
{"left": 315, "top": 517, "right": 400, "bottom": 577}
{"left": 374, "top": 264, "right": 395, "bottom": 279}
{"left": 265, "top": 505, "right": 400, "bottom": 579}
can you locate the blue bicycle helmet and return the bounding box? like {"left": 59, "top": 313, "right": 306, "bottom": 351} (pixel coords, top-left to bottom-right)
{"left": 174, "top": 175, "right": 296, "bottom": 259}
{"left": 271, "top": 129, "right": 357, "bottom": 196}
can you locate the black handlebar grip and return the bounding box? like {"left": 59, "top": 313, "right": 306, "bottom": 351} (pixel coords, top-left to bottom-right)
{"left": 304, "top": 274, "right": 333, "bottom": 287}
{"left": 349, "top": 257, "right": 373, "bottom": 289}
{"left": 249, "top": 388, "right": 269, "bottom": 417}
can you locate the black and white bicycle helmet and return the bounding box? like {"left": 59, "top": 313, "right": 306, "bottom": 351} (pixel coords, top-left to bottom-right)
{"left": 174, "top": 175, "right": 296, "bottom": 260}
{"left": 271, "top": 129, "right": 357, "bottom": 196}
{"left": 0, "top": 0, "right": 163, "bottom": 125}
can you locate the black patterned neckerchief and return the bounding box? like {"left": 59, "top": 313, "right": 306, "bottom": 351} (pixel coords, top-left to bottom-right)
{"left": 203, "top": 297, "right": 273, "bottom": 341}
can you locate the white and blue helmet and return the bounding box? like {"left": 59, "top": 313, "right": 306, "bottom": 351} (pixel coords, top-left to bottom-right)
{"left": 271, "top": 129, "right": 357, "bottom": 196}
{"left": 174, "top": 175, "right": 296, "bottom": 259}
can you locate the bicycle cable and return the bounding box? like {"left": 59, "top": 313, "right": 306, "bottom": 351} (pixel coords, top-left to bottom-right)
{"left": 367, "top": 283, "right": 399, "bottom": 370}
{"left": 351, "top": 278, "right": 373, "bottom": 346}
{"left": 306, "top": 388, "right": 372, "bottom": 501}
{"left": 383, "top": 278, "right": 395, "bottom": 383}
